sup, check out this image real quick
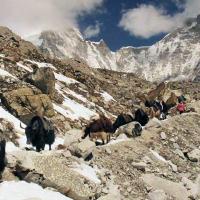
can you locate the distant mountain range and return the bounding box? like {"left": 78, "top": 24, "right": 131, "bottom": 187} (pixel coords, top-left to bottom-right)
{"left": 28, "top": 15, "right": 200, "bottom": 82}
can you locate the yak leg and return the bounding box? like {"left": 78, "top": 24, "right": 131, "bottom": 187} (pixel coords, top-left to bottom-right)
{"left": 107, "top": 134, "right": 111, "bottom": 143}
{"left": 49, "top": 145, "right": 52, "bottom": 150}
{"left": 36, "top": 146, "right": 41, "bottom": 152}
{"left": 102, "top": 138, "right": 105, "bottom": 145}
{"left": 36, "top": 140, "right": 45, "bottom": 152}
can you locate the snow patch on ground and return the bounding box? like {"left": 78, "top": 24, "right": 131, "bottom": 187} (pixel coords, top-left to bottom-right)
{"left": 62, "top": 97, "right": 97, "bottom": 120}
{"left": 53, "top": 97, "right": 96, "bottom": 120}
{"left": 0, "top": 54, "right": 5, "bottom": 58}
{"left": 66, "top": 88, "right": 88, "bottom": 103}
{"left": 17, "top": 62, "right": 32, "bottom": 72}
{"left": 6, "top": 142, "right": 20, "bottom": 153}
{"left": 100, "top": 91, "right": 116, "bottom": 102}
{"left": 51, "top": 137, "right": 64, "bottom": 149}
{"left": 0, "top": 68, "right": 16, "bottom": 79}
{"left": 0, "top": 181, "right": 73, "bottom": 200}
{"left": 55, "top": 73, "right": 78, "bottom": 84}
{"left": 54, "top": 85, "right": 97, "bottom": 120}
{"left": 0, "top": 106, "right": 25, "bottom": 133}
{"left": 26, "top": 60, "right": 57, "bottom": 70}
{"left": 71, "top": 163, "right": 101, "bottom": 184}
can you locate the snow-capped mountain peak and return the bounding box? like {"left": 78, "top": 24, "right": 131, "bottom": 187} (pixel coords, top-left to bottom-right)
{"left": 28, "top": 15, "right": 200, "bottom": 82}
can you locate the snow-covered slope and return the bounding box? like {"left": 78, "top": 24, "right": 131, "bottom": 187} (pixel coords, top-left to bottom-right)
{"left": 28, "top": 16, "right": 200, "bottom": 82}
{"left": 32, "top": 28, "right": 118, "bottom": 71}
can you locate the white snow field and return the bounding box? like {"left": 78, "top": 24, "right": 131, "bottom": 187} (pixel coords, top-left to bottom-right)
{"left": 0, "top": 181, "right": 73, "bottom": 200}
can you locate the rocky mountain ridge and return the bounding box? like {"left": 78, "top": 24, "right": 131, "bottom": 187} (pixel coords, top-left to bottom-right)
{"left": 1, "top": 25, "right": 200, "bottom": 200}
{"left": 29, "top": 15, "right": 200, "bottom": 82}
{"left": 0, "top": 26, "right": 154, "bottom": 131}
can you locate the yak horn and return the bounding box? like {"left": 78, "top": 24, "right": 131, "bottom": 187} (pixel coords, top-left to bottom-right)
{"left": 20, "top": 123, "right": 26, "bottom": 129}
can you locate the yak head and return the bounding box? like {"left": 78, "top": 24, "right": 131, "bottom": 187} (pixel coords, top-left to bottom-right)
{"left": 25, "top": 120, "right": 40, "bottom": 144}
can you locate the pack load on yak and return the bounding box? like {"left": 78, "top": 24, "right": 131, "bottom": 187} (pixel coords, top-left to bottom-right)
{"left": 178, "top": 95, "right": 186, "bottom": 103}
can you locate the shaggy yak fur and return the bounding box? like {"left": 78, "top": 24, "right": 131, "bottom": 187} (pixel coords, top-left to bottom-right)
{"left": 82, "top": 115, "right": 113, "bottom": 139}
{"left": 112, "top": 114, "right": 134, "bottom": 132}
{"left": 0, "top": 139, "right": 6, "bottom": 172}
{"left": 22, "top": 116, "right": 55, "bottom": 152}
{"left": 113, "top": 109, "right": 149, "bottom": 132}
{"left": 134, "top": 109, "right": 149, "bottom": 126}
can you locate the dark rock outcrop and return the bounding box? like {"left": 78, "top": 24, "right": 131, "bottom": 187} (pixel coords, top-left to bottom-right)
{"left": 25, "top": 66, "right": 56, "bottom": 99}
{"left": 1, "top": 87, "right": 55, "bottom": 124}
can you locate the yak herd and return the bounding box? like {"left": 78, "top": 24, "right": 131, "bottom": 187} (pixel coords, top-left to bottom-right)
{"left": 0, "top": 87, "right": 185, "bottom": 174}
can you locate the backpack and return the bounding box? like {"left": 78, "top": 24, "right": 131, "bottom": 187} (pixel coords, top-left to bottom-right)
{"left": 178, "top": 95, "right": 186, "bottom": 103}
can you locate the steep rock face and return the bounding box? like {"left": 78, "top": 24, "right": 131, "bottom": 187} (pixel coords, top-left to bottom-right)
{"left": 30, "top": 16, "right": 200, "bottom": 82}
{"left": 30, "top": 29, "right": 118, "bottom": 71}
{"left": 25, "top": 66, "right": 56, "bottom": 99}
{"left": 0, "top": 26, "right": 44, "bottom": 62}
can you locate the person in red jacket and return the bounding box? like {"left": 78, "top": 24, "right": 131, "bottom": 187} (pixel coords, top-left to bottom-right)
{"left": 177, "top": 101, "right": 186, "bottom": 114}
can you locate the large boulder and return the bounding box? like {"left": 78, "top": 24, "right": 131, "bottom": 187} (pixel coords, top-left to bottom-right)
{"left": 142, "top": 174, "right": 189, "bottom": 200}
{"left": 7, "top": 151, "right": 99, "bottom": 200}
{"left": 0, "top": 26, "right": 44, "bottom": 61}
{"left": 1, "top": 87, "right": 55, "bottom": 123}
{"left": 69, "top": 139, "right": 96, "bottom": 159}
{"left": 64, "top": 129, "right": 84, "bottom": 148}
{"left": 187, "top": 149, "right": 200, "bottom": 162}
{"left": 25, "top": 67, "right": 55, "bottom": 99}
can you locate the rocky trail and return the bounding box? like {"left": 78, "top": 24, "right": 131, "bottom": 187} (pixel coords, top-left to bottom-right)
{"left": 0, "top": 26, "right": 200, "bottom": 200}
{"left": 1, "top": 101, "right": 200, "bottom": 200}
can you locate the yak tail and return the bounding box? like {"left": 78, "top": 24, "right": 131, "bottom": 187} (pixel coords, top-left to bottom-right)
{"left": 82, "top": 127, "right": 90, "bottom": 139}
{"left": 20, "top": 122, "right": 26, "bottom": 129}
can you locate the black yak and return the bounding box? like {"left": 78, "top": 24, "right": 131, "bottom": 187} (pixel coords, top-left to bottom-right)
{"left": 0, "top": 139, "right": 6, "bottom": 172}
{"left": 112, "top": 109, "right": 149, "bottom": 133}
{"left": 21, "top": 116, "right": 55, "bottom": 152}
{"left": 112, "top": 114, "right": 134, "bottom": 133}
{"left": 82, "top": 115, "right": 113, "bottom": 139}
{"left": 134, "top": 108, "right": 149, "bottom": 126}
